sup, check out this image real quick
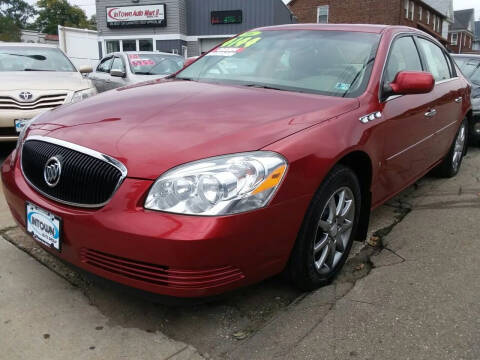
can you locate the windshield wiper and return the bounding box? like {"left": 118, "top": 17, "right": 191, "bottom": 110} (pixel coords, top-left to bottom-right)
{"left": 23, "top": 68, "right": 53, "bottom": 71}
{"left": 243, "top": 83, "right": 290, "bottom": 91}
{"left": 342, "top": 57, "right": 376, "bottom": 97}
{"left": 4, "top": 53, "right": 46, "bottom": 61}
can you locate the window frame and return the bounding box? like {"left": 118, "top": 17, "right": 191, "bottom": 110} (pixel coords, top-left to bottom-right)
{"left": 419, "top": 6, "right": 422, "bottom": 21}
{"left": 316, "top": 5, "right": 329, "bottom": 24}
{"left": 379, "top": 33, "right": 425, "bottom": 102}
{"left": 415, "top": 35, "right": 457, "bottom": 82}
{"left": 96, "top": 56, "right": 114, "bottom": 73}
{"left": 451, "top": 33, "right": 458, "bottom": 45}
{"left": 409, "top": 1, "right": 414, "bottom": 20}
{"left": 111, "top": 56, "right": 126, "bottom": 73}
{"left": 426, "top": 10, "right": 430, "bottom": 24}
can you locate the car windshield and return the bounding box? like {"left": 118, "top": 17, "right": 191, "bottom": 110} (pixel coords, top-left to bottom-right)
{"left": 176, "top": 30, "right": 380, "bottom": 97}
{"left": 0, "top": 46, "right": 76, "bottom": 72}
{"left": 127, "top": 53, "right": 185, "bottom": 75}
{"left": 454, "top": 57, "right": 480, "bottom": 86}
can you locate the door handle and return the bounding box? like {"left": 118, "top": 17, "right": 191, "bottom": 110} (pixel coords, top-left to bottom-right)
{"left": 454, "top": 97, "right": 462, "bottom": 103}
{"left": 424, "top": 109, "right": 437, "bottom": 118}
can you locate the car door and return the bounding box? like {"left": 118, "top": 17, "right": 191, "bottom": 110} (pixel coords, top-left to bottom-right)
{"left": 107, "top": 56, "right": 128, "bottom": 90}
{"left": 379, "top": 35, "right": 437, "bottom": 196}
{"left": 91, "top": 56, "right": 113, "bottom": 93}
{"left": 416, "top": 37, "right": 464, "bottom": 160}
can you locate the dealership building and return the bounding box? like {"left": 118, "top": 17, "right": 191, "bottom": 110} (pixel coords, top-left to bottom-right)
{"left": 96, "top": 0, "right": 295, "bottom": 58}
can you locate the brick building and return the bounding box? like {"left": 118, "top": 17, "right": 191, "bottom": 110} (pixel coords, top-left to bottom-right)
{"left": 288, "top": 0, "right": 450, "bottom": 45}
{"left": 447, "top": 9, "right": 475, "bottom": 53}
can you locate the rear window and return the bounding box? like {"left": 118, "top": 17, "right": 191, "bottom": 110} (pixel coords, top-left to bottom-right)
{"left": 127, "top": 53, "right": 185, "bottom": 75}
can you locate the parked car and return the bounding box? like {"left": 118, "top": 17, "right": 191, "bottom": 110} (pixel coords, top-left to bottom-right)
{"left": 0, "top": 43, "right": 96, "bottom": 141}
{"left": 89, "top": 52, "right": 185, "bottom": 92}
{"left": 2, "top": 24, "right": 471, "bottom": 298}
{"left": 452, "top": 54, "right": 480, "bottom": 144}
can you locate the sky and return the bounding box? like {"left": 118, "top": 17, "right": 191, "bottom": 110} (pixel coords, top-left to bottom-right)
{"left": 26, "top": 0, "right": 479, "bottom": 21}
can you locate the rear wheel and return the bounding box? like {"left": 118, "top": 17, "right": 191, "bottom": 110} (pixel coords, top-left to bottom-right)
{"left": 287, "top": 165, "right": 361, "bottom": 291}
{"left": 435, "top": 118, "right": 468, "bottom": 178}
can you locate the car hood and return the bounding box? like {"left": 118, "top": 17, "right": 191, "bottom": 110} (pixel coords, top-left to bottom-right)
{"left": 0, "top": 71, "right": 93, "bottom": 91}
{"left": 28, "top": 80, "right": 359, "bottom": 179}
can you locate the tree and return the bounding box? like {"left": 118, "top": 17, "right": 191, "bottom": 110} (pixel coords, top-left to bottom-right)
{"left": 88, "top": 14, "right": 96, "bottom": 30}
{"left": 34, "top": 0, "right": 90, "bottom": 35}
{"left": 0, "top": 15, "right": 21, "bottom": 41}
{"left": 0, "top": 0, "right": 36, "bottom": 28}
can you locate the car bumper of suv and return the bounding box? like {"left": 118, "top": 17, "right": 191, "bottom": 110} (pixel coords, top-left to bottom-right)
{"left": 1, "top": 153, "right": 309, "bottom": 298}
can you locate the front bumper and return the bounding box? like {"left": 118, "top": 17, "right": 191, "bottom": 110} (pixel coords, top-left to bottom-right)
{"left": 0, "top": 108, "right": 49, "bottom": 142}
{"left": 1, "top": 152, "right": 309, "bottom": 298}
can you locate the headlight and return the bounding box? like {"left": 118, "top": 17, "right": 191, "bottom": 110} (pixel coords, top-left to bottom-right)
{"left": 145, "top": 151, "right": 287, "bottom": 215}
{"left": 71, "top": 88, "right": 97, "bottom": 103}
{"left": 17, "top": 113, "right": 43, "bottom": 147}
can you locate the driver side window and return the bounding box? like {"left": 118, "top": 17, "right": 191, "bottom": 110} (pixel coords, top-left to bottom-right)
{"left": 111, "top": 57, "right": 125, "bottom": 72}
{"left": 97, "top": 57, "right": 113, "bottom": 73}
{"left": 385, "top": 36, "right": 423, "bottom": 84}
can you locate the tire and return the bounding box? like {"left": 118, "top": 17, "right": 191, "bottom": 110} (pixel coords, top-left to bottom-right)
{"left": 287, "top": 164, "right": 362, "bottom": 291}
{"left": 434, "top": 118, "right": 468, "bottom": 178}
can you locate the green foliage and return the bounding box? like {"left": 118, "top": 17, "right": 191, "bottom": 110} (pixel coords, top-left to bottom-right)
{"left": 34, "top": 0, "right": 91, "bottom": 34}
{"left": 0, "top": 15, "right": 22, "bottom": 42}
{"left": 0, "top": 0, "right": 36, "bottom": 28}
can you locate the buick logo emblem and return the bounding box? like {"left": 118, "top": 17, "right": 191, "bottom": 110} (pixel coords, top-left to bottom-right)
{"left": 18, "top": 91, "right": 33, "bottom": 102}
{"left": 44, "top": 157, "right": 62, "bottom": 187}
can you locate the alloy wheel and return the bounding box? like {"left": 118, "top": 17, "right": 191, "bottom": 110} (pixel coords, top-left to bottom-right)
{"left": 313, "top": 187, "right": 355, "bottom": 275}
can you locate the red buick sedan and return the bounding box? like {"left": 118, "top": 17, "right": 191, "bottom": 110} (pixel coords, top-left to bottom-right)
{"left": 2, "top": 24, "right": 472, "bottom": 298}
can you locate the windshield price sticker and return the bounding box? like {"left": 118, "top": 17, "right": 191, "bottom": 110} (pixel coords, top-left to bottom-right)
{"left": 208, "top": 31, "right": 263, "bottom": 57}
{"left": 130, "top": 59, "right": 155, "bottom": 66}
{"left": 128, "top": 54, "right": 140, "bottom": 59}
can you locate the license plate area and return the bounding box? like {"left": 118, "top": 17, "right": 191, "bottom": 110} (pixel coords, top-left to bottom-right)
{"left": 26, "top": 202, "right": 62, "bottom": 251}
{"left": 15, "top": 119, "right": 30, "bottom": 133}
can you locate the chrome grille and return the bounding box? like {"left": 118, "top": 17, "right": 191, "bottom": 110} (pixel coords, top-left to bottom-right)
{"left": 0, "top": 93, "right": 68, "bottom": 110}
{"left": 21, "top": 136, "right": 127, "bottom": 208}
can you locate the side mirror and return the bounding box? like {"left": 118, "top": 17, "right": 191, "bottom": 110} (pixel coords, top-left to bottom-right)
{"left": 78, "top": 65, "right": 93, "bottom": 74}
{"left": 383, "top": 71, "right": 434, "bottom": 100}
{"left": 110, "top": 69, "right": 126, "bottom": 78}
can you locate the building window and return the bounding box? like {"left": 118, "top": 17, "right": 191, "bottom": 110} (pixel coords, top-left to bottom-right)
{"left": 139, "top": 39, "right": 153, "bottom": 51}
{"left": 426, "top": 10, "right": 430, "bottom": 24}
{"left": 404, "top": 0, "right": 409, "bottom": 18}
{"left": 451, "top": 33, "right": 457, "bottom": 45}
{"left": 464, "top": 34, "right": 467, "bottom": 47}
{"left": 122, "top": 39, "right": 136, "bottom": 51}
{"left": 106, "top": 40, "right": 120, "bottom": 54}
{"left": 469, "top": 36, "right": 471, "bottom": 48}
{"left": 419, "top": 6, "right": 422, "bottom": 21}
{"left": 317, "top": 5, "right": 329, "bottom": 23}
{"left": 409, "top": 1, "right": 414, "bottom": 20}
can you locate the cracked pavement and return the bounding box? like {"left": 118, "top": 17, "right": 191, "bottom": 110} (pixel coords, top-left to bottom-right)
{"left": 0, "top": 144, "right": 479, "bottom": 360}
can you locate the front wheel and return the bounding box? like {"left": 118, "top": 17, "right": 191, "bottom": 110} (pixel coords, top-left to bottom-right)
{"left": 287, "top": 165, "right": 361, "bottom": 291}
{"left": 434, "top": 118, "right": 468, "bottom": 178}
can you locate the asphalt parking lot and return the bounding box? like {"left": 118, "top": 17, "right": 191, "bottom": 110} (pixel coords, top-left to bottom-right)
{"left": 1, "top": 143, "right": 479, "bottom": 360}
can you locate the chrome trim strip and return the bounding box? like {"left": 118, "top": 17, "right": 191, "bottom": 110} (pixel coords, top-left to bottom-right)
{"left": 386, "top": 121, "right": 457, "bottom": 161}
{"left": 21, "top": 135, "right": 128, "bottom": 208}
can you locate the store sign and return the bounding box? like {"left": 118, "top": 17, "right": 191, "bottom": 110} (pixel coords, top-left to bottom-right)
{"left": 106, "top": 4, "right": 166, "bottom": 28}
{"left": 211, "top": 10, "right": 242, "bottom": 25}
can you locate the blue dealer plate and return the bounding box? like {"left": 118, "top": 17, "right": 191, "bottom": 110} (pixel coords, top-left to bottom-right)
{"left": 15, "top": 119, "right": 30, "bottom": 133}
{"left": 26, "top": 202, "right": 61, "bottom": 251}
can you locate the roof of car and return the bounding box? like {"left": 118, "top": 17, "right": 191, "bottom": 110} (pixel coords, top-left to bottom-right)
{"left": 0, "top": 42, "right": 58, "bottom": 48}
{"left": 255, "top": 23, "right": 413, "bottom": 34}
{"left": 120, "top": 51, "right": 182, "bottom": 56}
